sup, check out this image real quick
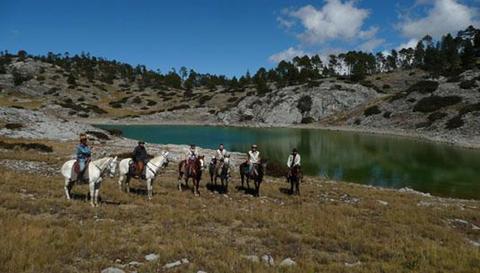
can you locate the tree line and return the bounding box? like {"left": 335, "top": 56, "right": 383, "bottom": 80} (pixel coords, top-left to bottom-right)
{"left": 1, "top": 26, "right": 479, "bottom": 93}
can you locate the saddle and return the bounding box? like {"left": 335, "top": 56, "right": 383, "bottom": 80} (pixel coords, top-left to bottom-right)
{"left": 129, "top": 160, "right": 146, "bottom": 178}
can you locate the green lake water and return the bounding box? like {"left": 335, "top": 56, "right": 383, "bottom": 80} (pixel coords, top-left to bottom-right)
{"left": 97, "top": 124, "right": 480, "bottom": 200}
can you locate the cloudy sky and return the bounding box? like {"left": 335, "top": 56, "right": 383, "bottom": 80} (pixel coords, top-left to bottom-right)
{"left": 1, "top": 0, "right": 479, "bottom": 76}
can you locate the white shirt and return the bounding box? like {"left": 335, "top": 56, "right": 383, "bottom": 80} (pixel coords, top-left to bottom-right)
{"left": 215, "top": 149, "right": 227, "bottom": 160}
{"left": 287, "top": 153, "right": 301, "bottom": 167}
{"left": 248, "top": 150, "right": 260, "bottom": 164}
{"left": 185, "top": 148, "right": 198, "bottom": 160}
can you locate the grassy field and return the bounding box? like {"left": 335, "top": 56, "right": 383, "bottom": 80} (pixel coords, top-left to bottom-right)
{"left": 0, "top": 138, "right": 479, "bottom": 273}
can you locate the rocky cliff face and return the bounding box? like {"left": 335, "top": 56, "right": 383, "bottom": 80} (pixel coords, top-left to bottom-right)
{"left": 218, "top": 81, "right": 379, "bottom": 126}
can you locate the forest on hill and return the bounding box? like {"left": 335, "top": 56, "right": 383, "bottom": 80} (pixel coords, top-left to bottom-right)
{"left": 1, "top": 26, "right": 479, "bottom": 96}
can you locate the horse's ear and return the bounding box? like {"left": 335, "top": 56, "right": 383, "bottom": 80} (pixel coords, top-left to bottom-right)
{"left": 113, "top": 156, "right": 118, "bottom": 160}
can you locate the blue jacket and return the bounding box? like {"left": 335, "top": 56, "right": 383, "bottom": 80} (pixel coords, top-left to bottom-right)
{"left": 76, "top": 144, "right": 92, "bottom": 161}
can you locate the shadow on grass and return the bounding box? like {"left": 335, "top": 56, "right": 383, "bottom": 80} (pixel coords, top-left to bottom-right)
{"left": 206, "top": 182, "right": 229, "bottom": 194}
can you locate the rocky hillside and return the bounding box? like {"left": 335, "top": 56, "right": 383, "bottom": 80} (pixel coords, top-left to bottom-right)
{"left": 325, "top": 70, "right": 480, "bottom": 146}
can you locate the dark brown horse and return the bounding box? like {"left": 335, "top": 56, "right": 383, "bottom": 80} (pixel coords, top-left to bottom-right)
{"left": 287, "top": 165, "right": 302, "bottom": 195}
{"left": 178, "top": 156, "right": 205, "bottom": 196}
{"left": 239, "top": 159, "right": 267, "bottom": 197}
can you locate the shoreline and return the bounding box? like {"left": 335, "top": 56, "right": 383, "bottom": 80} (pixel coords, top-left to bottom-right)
{"left": 85, "top": 117, "right": 480, "bottom": 150}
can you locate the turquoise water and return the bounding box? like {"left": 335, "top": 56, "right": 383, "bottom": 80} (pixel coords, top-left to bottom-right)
{"left": 97, "top": 124, "right": 480, "bottom": 200}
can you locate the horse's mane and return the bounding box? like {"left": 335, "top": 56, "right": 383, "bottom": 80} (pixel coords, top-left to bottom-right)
{"left": 92, "top": 157, "right": 112, "bottom": 165}
{"left": 149, "top": 154, "right": 166, "bottom": 165}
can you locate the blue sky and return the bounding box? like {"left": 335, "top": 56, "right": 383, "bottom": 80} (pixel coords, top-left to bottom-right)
{"left": 1, "top": 0, "right": 479, "bottom": 76}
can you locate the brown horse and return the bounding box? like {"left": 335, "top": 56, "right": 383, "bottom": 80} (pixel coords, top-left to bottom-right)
{"left": 287, "top": 165, "right": 302, "bottom": 195}
{"left": 239, "top": 159, "right": 267, "bottom": 197}
{"left": 209, "top": 156, "right": 231, "bottom": 193}
{"left": 178, "top": 156, "right": 205, "bottom": 196}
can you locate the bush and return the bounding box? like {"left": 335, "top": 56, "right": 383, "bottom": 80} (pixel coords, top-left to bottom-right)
{"left": 427, "top": 112, "right": 448, "bottom": 122}
{"left": 132, "top": 97, "right": 142, "bottom": 104}
{"left": 227, "top": 97, "right": 238, "bottom": 103}
{"left": 459, "top": 103, "right": 480, "bottom": 115}
{"left": 86, "top": 131, "right": 110, "bottom": 140}
{"left": 446, "top": 115, "right": 464, "bottom": 130}
{"left": 383, "top": 84, "right": 391, "bottom": 89}
{"left": 0, "top": 141, "right": 52, "bottom": 153}
{"left": 354, "top": 119, "right": 361, "bottom": 125}
{"left": 459, "top": 80, "right": 478, "bottom": 89}
{"left": 364, "top": 105, "right": 381, "bottom": 116}
{"left": 12, "top": 69, "right": 30, "bottom": 86}
{"left": 198, "top": 95, "right": 212, "bottom": 105}
{"left": 147, "top": 100, "right": 157, "bottom": 106}
{"left": 383, "top": 111, "right": 392, "bottom": 119}
{"left": 406, "top": 81, "right": 439, "bottom": 94}
{"left": 447, "top": 75, "right": 461, "bottom": 83}
{"left": 413, "top": 96, "right": 462, "bottom": 113}
{"left": 105, "top": 128, "right": 123, "bottom": 136}
{"left": 167, "top": 104, "right": 190, "bottom": 111}
{"left": 301, "top": 117, "right": 315, "bottom": 124}
{"left": 4, "top": 123, "right": 23, "bottom": 130}
{"left": 36, "top": 75, "right": 45, "bottom": 81}
{"left": 297, "top": 95, "right": 313, "bottom": 114}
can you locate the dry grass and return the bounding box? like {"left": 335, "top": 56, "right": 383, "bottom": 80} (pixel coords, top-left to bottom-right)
{"left": 0, "top": 140, "right": 479, "bottom": 273}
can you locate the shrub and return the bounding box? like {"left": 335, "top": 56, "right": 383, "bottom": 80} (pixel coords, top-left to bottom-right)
{"left": 406, "top": 81, "right": 439, "bottom": 94}
{"left": 227, "top": 97, "right": 238, "bottom": 103}
{"left": 86, "top": 131, "right": 110, "bottom": 140}
{"left": 459, "top": 103, "right": 480, "bottom": 115}
{"left": 427, "top": 112, "right": 448, "bottom": 122}
{"left": 239, "top": 114, "right": 254, "bottom": 122}
{"left": 12, "top": 69, "right": 30, "bottom": 86}
{"left": 36, "top": 75, "right": 45, "bottom": 81}
{"left": 383, "top": 111, "right": 392, "bottom": 119}
{"left": 0, "top": 141, "right": 52, "bottom": 153}
{"left": 5, "top": 123, "right": 23, "bottom": 130}
{"left": 132, "top": 97, "right": 142, "bottom": 104}
{"left": 364, "top": 105, "right": 381, "bottom": 116}
{"left": 383, "top": 84, "right": 391, "bottom": 89}
{"left": 447, "top": 75, "right": 461, "bottom": 83}
{"left": 167, "top": 104, "right": 190, "bottom": 111}
{"left": 459, "top": 80, "right": 478, "bottom": 89}
{"left": 446, "top": 115, "right": 464, "bottom": 130}
{"left": 297, "top": 95, "right": 313, "bottom": 114}
{"left": 415, "top": 121, "right": 431, "bottom": 129}
{"left": 413, "top": 96, "right": 462, "bottom": 113}
{"left": 198, "top": 95, "right": 212, "bottom": 105}
{"left": 354, "top": 119, "right": 361, "bottom": 125}
{"left": 147, "top": 100, "right": 157, "bottom": 106}
{"left": 105, "top": 128, "right": 122, "bottom": 136}
{"left": 301, "top": 117, "right": 315, "bottom": 124}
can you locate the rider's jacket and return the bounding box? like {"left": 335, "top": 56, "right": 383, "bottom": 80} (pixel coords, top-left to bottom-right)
{"left": 248, "top": 150, "right": 260, "bottom": 164}
{"left": 133, "top": 145, "right": 148, "bottom": 162}
{"left": 287, "top": 153, "right": 301, "bottom": 168}
{"left": 215, "top": 149, "right": 227, "bottom": 160}
{"left": 76, "top": 143, "right": 91, "bottom": 161}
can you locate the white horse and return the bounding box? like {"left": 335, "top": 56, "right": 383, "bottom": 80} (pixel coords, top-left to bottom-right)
{"left": 117, "top": 152, "right": 169, "bottom": 200}
{"left": 61, "top": 156, "right": 118, "bottom": 207}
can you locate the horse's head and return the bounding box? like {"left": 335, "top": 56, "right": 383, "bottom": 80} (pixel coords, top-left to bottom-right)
{"left": 108, "top": 156, "right": 118, "bottom": 178}
{"left": 198, "top": 155, "right": 205, "bottom": 169}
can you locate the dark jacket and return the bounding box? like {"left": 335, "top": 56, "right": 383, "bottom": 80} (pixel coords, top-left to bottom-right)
{"left": 133, "top": 145, "right": 148, "bottom": 162}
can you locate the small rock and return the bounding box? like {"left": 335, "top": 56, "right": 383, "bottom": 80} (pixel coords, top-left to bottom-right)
{"left": 181, "top": 258, "right": 190, "bottom": 264}
{"left": 467, "top": 239, "right": 480, "bottom": 247}
{"left": 101, "top": 267, "right": 125, "bottom": 273}
{"left": 114, "top": 259, "right": 122, "bottom": 264}
{"left": 377, "top": 200, "right": 388, "bottom": 206}
{"left": 145, "top": 253, "right": 159, "bottom": 262}
{"left": 279, "top": 258, "right": 296, "bottom": 267}
{"left": 261, "top": 254, "right": 274, "bottom": 266}
{"left": 242, "top": 255, "right": 259, "bottom": 263}
{"left": 163, "top": 260, "right": 182, "bottom": 269}
{"left": 345, "top": 261, "right": 362, "bottom": 267}
{"left": 128, "top": 261, "right": 142, "bottom": 267}
{"left": 197, "top": 271, "right": 207, "bottom": 273}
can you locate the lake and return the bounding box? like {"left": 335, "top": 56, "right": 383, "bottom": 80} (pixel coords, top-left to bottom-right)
{"left": 97, "top": 124, "right": 480, "bottom": 200}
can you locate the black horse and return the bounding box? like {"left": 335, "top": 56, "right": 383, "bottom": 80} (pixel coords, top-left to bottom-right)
{"left": 239, "top": 159, "right": 267, "bottom": 197}
{"left": 287, "top": 165, "right": 302, "bottom": 195}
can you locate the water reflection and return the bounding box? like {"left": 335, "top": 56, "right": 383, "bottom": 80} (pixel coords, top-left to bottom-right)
{"left": 97, "top": 124, "right": 480, "bottom": 199}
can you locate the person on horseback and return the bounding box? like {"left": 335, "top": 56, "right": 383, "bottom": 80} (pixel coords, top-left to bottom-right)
{"left": 247, "top": 144, "right": 260, "bottom": 176}
{"left": 287, "top": 148, "right": 301, "bottom": 178}
{"left": 212, "top": 143, "right": 227, "bottom": 165}
{"left": 186, "top": 144, "right": 198, "bottom": 161}
{"left": 76, "top": 133, "right": 92, "bottom": 177}
{"left": 132, "top": 140, "right": 148, "bottom": 179}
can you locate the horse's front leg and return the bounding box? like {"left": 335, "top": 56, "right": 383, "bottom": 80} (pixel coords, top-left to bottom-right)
{"left": 296, "top": 179, "right": 300, "bottom": 195}
{"left": 147, "top": 178, "right": 153, "bottom": 200}
{"left": 64, "top": 178, "right": 72, "bottom": 200}
{"left": 94, "top": 178, "right": 102, "bottom": 206}
{"left": 89, "top": 180, "right": 96, "bottom": 207}
{"left": 255, "top": 180, "right": 260, "bottom": 197}
{"left": 194, "top": 178, "right": 200, "bottom": 196}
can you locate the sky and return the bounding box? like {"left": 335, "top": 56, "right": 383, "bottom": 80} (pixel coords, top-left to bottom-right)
{"left": 1, "top": 0, "right": 479, "bottom": 77}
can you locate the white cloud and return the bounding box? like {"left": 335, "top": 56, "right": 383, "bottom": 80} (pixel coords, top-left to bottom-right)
{"left": 399, "top": 0, "right": 479, "bottom": 39}
{"left": 283, "top": 1, "right": 372, "bottom": 44}
{"left": 397, "top": 38, "right": 419, "bottom": 50}
{"left": 359, "top": 38, "right": 386, "bottom": 52}
{"left": 269, "top": 47, "right": 309, "bottom": 63}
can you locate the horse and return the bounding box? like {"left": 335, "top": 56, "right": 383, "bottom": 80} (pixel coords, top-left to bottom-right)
{"left": 209, "top": 156, "right": 232, "bottom": 192}
{"left": 178, "top": 155, "right": 205, "bottom": 196}
{"left": 239, "top": 159, "right": 267, "bottom": 197}
{"left": 61, "top": 156, "right": 118, "bottom": 207}
{"left": 117, "top": 152, "right": 169, "bottom": 200}
{"left": 287, "top": 165, "right": 302, "bottom": 195}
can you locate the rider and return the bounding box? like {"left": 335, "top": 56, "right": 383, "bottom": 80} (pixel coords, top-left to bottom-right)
{"left": 76, "top": 133, "right": 92, "bottom": 176}
{"left": 247, "top": 144, "right": 260, "bottom": 175}
{"left": 213, "top": 144, "right": 227, "bottom": 164}
{"left": 286, "top": 148, "right": 301, "bottom": 178}
{"left": 186, "top": 144, "right": 198, "bottom": 161}
{"left": 132, "top": 140, "right": 148, "bottom": 178}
